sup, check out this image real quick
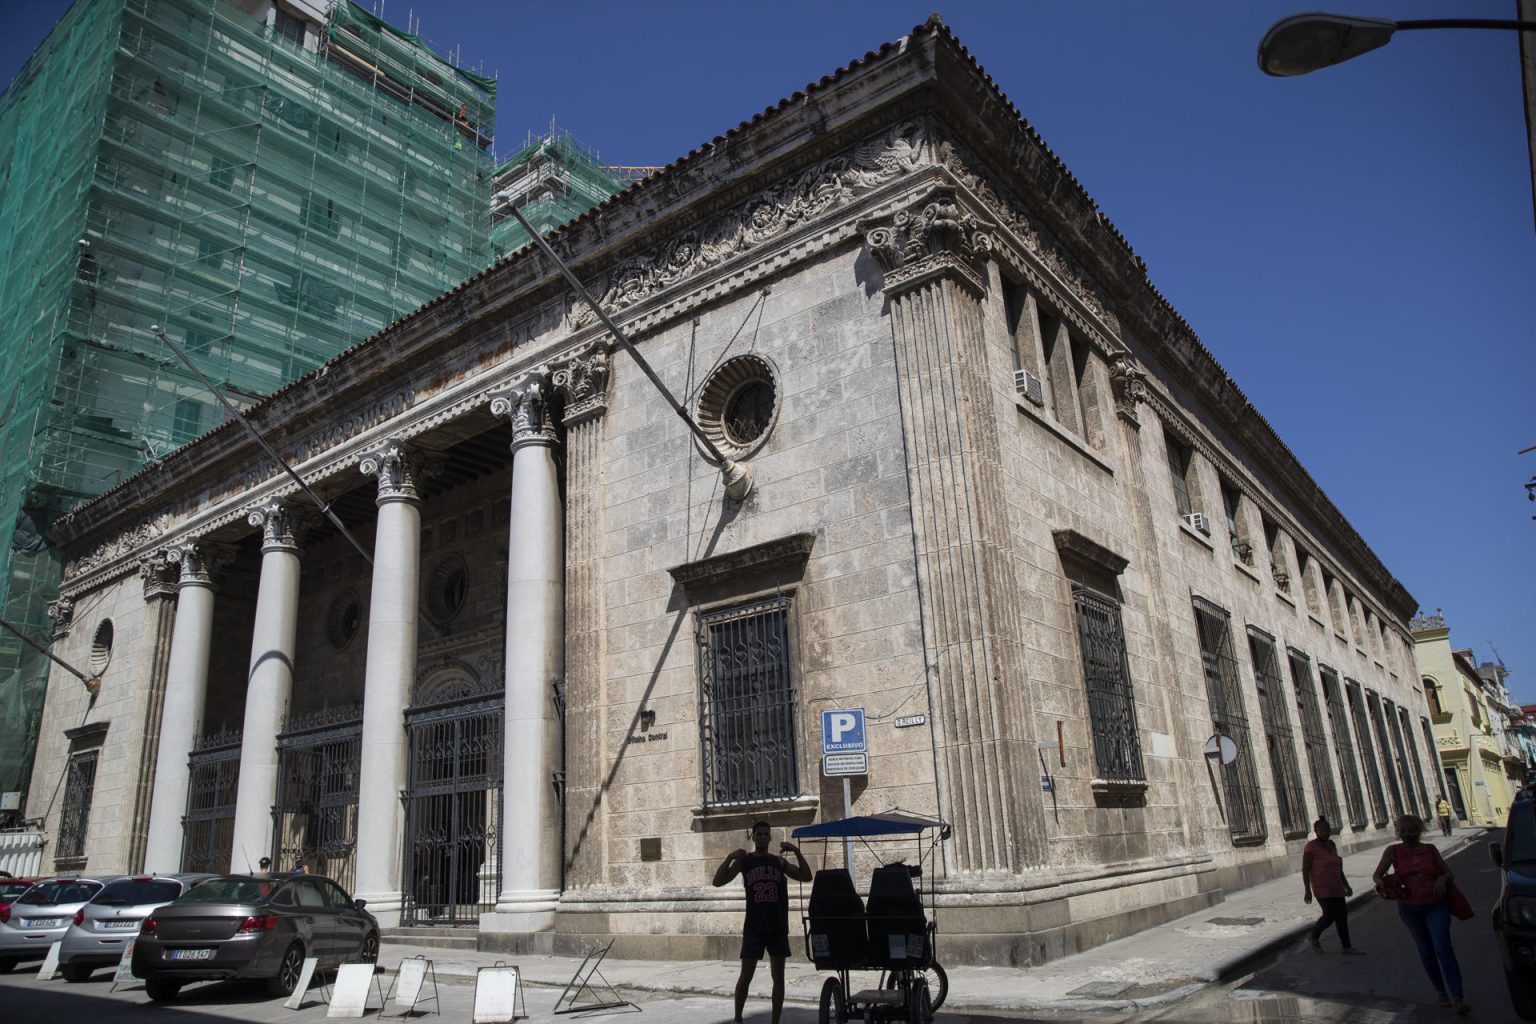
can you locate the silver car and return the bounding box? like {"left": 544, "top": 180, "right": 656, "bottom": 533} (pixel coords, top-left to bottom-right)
{"left": 0, "top": 877, "right": 111, "bottom": 972}
{"left": 58, "top": 874, "right": 212, "bottom": 981}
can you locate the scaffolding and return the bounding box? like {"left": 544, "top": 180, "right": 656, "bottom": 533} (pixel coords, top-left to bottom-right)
{"left": 0, "top": 0, "right": 496, "bottom": 807}
{"left": 490, "top": 127, "right": 631, "bottom": 258}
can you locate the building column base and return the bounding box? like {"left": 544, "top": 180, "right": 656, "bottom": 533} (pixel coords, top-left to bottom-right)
{"left": 483, "top": 888, "right": 559, "bottom": 933}
{"left": 353, "top": 890, "right": 403, "bottom": 928}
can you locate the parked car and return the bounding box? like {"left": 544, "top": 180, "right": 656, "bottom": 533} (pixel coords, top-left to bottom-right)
{"left": 0, "top": 879, "right": 38, "bottom": 917}
{"left": 1491, "top": 792, "right": 1536, "bottom": 1020}
{"left": 0, "top": 877, "right": 110, "bottom": 972}
{"left": 132, "top": 874, "right": 378, "bottom": 1001}
{"left": 58, "top": 873, "right": 213, "bottom": 981}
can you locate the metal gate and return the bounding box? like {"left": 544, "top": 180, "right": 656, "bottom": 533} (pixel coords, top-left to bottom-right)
{"left": 271, "top": 705, "right": 361, "bottom": 891}
{"left": 402, "top": 688, "right": 502, "bottom": 926}
{"left": 183, "top": 728, "right": 241, "bottom": 873}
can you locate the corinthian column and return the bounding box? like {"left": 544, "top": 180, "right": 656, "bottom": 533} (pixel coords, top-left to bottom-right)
{"left": 353, "top": 441, "right": 424, "bottom": 924}
{"left": 143, "top": 541, "right": 233, "bottom": 873}
{"left": 230, "top": 501, "right": 309, "bottom": 873}
{"left": 486, "top": 372, "right": 564, "bottom": 931}
{"left": 866, "top": 188, "right": 1047, "bottom": 872}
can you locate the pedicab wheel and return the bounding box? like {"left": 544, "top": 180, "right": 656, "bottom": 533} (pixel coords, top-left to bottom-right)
{"left": 819, "top": 976, "right": 846, "bottom": 1024}
{"left": 907, "top": 977, "right": 933, "bottom": 1023}
{"left": 884, "top": 964, "right": 947, "bottom": 1013}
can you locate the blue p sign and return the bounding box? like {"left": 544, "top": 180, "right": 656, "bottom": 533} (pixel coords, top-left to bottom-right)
{"left": 822, "top": 708, "right": 866, "bottom": 754}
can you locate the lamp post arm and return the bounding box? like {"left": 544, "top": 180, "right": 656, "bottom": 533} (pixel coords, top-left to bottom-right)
{"left": 1393, "top": 20, "right": 1536, "bottom": 32}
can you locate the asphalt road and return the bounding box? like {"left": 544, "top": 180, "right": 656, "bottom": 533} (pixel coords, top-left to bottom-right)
{"left": 1142, "top": 831, "right": 1517, "bottom": 1023}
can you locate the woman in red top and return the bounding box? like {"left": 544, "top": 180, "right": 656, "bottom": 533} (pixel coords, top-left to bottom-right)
{"left": 1372, "top": 813, "right": 1468, "bottom": 1015}
{"left": 1301, "top": 817, "right": 1361, "bottom": 953}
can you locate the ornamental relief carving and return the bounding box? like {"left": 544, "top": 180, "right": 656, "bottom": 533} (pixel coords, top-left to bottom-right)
{"left": 63, "top": 511, "right": 171, "bottom": 582}
{"left": 488, "top": 373, "right": 557, "bottom": 449}
{"left": 565, "top": 119, "right": 934, "bottom": 331}
{"left": 863, "top": 188, "right": 992, "bottom": 295}
{"left": 359, "top": 440, "right": 429, "bottom": 503}
{"left": 47, "top": 597, "right": 75, "bottom": 640}
{"left": 551, "top": 344, "right": 610, "bottom": 424}
{"left": 247, "top": 501, "right": 314, "bottom": 551}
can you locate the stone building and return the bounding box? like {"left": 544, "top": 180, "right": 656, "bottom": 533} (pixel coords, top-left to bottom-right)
{"left": 27, "top": 18, "right": 1441, "bottom": 964}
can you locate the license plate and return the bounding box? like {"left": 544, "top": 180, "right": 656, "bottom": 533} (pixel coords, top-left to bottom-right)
{"left": 169, "top": 948, "right": 215, "bottom": 960}
{"left": 102, "top": 920, "right": 138, "bottom": 929}
{"left": 21, "top": 918, "right": 61, "bottom": 928}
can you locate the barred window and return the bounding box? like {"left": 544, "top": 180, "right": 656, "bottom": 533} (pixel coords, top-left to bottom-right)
{"left": 1192, "top": 599, "right": 1267, "bottom": 843}
{"left": 1346, "top": 679, "right": 1390, "bottom": 826}
{"left": 697, "top": 595, "right": 798, "bottom": 807}
{"left": 1388, "top": 700, "right": 1428, "bottom": 817}
{"left": 1368, "top": 690, "right": 1406, "bottom": 819}
{"left": 1319, "top": 666, "right": 1367, "bottom": 829}
{"left": 1249, "top": 632, "right": 1307, "bottom": 835}
{"left": 58, "top": 751, "right": 99, "bottom": 861}
{"left": 1072, "top": 587, "right": 1144, "bottom": 782}
{"left": 1287, "top": 651, "right": 1341, "bottom": 827}
{"left": 1399, "top": 705, "right": 1432, "bottom": 816}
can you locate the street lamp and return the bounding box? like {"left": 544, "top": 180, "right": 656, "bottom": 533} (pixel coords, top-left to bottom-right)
{"left": 1258, "top": 12, "right": 1536, "bottom": 76}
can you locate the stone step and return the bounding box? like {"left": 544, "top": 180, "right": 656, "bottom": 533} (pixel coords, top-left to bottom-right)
{"left": 381, "top": 928, "right": 479, "bottom": 950}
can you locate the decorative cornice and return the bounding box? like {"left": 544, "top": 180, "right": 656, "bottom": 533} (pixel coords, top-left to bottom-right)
{"left": 247, "top": 502, "right": 313, "bottom": 553}
{"left": 138, "top": 554, "right": 178, "bottom": 600}
{"left": 1410, "top": 609, "right": 1447, "bottom": 633}
{"left": 165, "top": 540, "right": 236, "bottom": 589}
{"left": 551, "top": 344, "right": 611, "bottom": 426}
{"left": 1052, "top": 529, "right": 1130, "bottom": 576}
{"left": 668, "top": 532, "right": 816, "bottom": 596}
{"left": 47, "top": 597, "right": 75, "bottom": 641}
{"left": 489, "top": 372, "right": 557, "bottom": 451}
{"left": 863, "top": 187, "right": 991, "bottom": 297}
{"left": 359, "top": 440, "right": 426, "bottom": 505}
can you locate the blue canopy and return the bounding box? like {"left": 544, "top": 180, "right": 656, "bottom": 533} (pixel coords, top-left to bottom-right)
{"left": 792, "top": 812, "right": 948, "bottom": 839}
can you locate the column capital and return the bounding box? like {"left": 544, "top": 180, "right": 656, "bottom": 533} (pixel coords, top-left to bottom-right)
{"left": 488, "top": 372, "right": 558, "bottom": 452}
{"left": 247, "top": 502, "right": 314, "bottom": 554}
{"left": 359, "top": 440, "right": 428, "bottom": 506}
{"left": 138, "top": 553, "right": 179, "bottom": 600}
{"left": 47, "top": 597, "right": 75, "bottom": 641}
{"left": 165, "top": 540, "right": 237, "bottom": 588}
{"left": 552, "top": 344, "right": 610, "bottom": 426}
{"left": 863, "top": 187, "right": 991, "bottom": 298}
{"left": 1108, "top": 351, "right": 1149, "bottom": 427}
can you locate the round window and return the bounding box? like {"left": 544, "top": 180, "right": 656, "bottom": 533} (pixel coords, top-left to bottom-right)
{"left": 696, "top": 354, "right": 779, "bottom": 458}
{"left": 426, "top": 555, "right": 469, "bottom": 625}
{"left": 326, "top": 589, "right": 363, "bottom": 650}
{"left": 90, "top": 619, "right": 114, "bottom": 674}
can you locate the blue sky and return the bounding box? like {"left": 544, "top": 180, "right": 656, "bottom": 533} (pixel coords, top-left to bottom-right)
{"left": 5, "top": 2, "right": 1534, "bottom": 699}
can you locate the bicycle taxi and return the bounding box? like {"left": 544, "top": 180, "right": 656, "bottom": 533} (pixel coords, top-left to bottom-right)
{"left": 791, "top": 812, "right": 950, "bottom": 1023}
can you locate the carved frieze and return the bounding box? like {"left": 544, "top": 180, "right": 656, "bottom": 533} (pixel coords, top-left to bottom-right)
{"left": 552, "top": 344, "right": 611, "bottom": 425}
{"left": 488, "top": 373, "right": 557, "bottom": 451}
{"left": 359, "top": 440, "right": 426, "bottom": 504}
{"left": 864, "top": 187, "right": 992, "bottom": 297}
{"left": 247, "top": 502, "right": 313, "bottom": 553}
{"left": 47, "top": 597, "right": 75, "bottom": 640}
{"left": 566, "top": 120, "right": 932, "bottom": 330}
{"left": 63, "top": 512, "right": 170, "bottom": 582}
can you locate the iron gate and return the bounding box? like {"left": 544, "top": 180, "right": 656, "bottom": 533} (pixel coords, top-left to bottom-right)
{"left": 271, "top": 705, "right": 361, "bottom": 890}
{"left": 183, "top": 727, "right": 241, "bottom": 873}
{"left": 402, "top": 689, "right": 502, "bottom": 926}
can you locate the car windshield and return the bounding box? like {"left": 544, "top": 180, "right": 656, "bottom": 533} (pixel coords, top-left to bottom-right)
{"left": 18, "top": 880, "right": 102, "bottom": 906}
{"left": 179, "top": 878, "right": 271, "bottom": 904}
{"left": 93, "top": 879, "right": 182, "bottom": 906}
{"left": 1506, "top": 802, "right": 1536, "bottom": 866}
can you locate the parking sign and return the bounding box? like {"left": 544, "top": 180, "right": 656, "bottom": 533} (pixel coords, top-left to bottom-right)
{"left": 821, "top": 708, "right": 866, "bottom": 754}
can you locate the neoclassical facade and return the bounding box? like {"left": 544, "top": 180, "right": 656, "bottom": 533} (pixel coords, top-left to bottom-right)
{"left": 28, "top": 19, "right": 1442, "bottom": 963}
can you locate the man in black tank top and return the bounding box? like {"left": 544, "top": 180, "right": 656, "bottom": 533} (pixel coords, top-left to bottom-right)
{"left": 713, "top": 820, "right": 812, "bottom": 1023}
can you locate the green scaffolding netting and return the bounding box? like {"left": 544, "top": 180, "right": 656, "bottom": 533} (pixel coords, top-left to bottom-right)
{"left": 0, "top": 0, "right": 498, "bottom": 803}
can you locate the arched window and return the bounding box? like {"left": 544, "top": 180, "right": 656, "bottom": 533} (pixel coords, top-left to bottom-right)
{"left": 1422, "top": 677, "right": 1445, "bottom": 717}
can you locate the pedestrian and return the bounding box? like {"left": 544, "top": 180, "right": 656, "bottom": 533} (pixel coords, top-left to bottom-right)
{"left": 1435, "top": 794, "right": 1453, "bottom": 836}
{"left": 1302, "top": 816, "right": 1362, "bottom": 954}
{"left": 291, "top": 852, "right": 308, "bottom": 875}
{"left": 1373, "top": 813, "right": 1469, "bottom": 1015}
{"left": 257, "top": 856, "right": 272, "bottom": 875}
{"left": 712, "top": 821, "right": 812, "bottom": 1024}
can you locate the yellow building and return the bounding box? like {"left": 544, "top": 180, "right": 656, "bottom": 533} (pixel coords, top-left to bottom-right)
{"left": 1413, "top": 612, "right": 1520, "bottom": 826}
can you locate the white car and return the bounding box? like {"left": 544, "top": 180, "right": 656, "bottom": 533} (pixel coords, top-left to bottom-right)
{"left": 59, "top": 874, "right": 212, "bottom": 981}
{"left": 0, "top": 877, "right": 111, "bottom": 972}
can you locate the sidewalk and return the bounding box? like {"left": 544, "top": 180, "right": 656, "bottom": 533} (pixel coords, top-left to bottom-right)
{"left": 378, "top": 829, "right": 1483, "bottom": 1016}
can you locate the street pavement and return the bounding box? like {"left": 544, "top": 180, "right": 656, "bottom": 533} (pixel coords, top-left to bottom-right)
{"left": 0, "top": 827, "right": 1508, "bottom": 1023}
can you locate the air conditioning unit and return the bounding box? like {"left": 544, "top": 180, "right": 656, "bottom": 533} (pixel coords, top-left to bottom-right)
{"left": 1013, "top": 369, "right": 1044, "bottom": 406}
{"left": 1184, "top": 512, "right": 1211, "bottom": 536}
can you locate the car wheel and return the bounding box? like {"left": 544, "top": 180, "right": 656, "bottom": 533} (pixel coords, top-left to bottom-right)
{"left": 267, "top": 942, "right": 305, "bottom": 997}
{"left": 1508, "top": 969, "right": 1536, "bottom": 1021}
{"left": 60, "top": 963, "right": 93, "bottom": 982}
{"left": 145, "top": 976, "right": 181, "bottom": 1002}
{"left": 359, "top": 932, "right": 378, "bottom": 964}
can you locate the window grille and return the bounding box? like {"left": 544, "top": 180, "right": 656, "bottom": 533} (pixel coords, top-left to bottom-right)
{"left": 1368, "top": 692, "right": 1405, "bottom": 818}
{"left": 1287, "top": 651, "right": 1341, "bottom": 827}
{"left": 1249, "top": 633, "right": 1307, "bottom": 835}
{"left": 1401, "top": 707, "right": 1433, "bottom": 815}
{"left": 1389, "top": 701, "right": 1429, "bottom": 817}
{"left": 1346, "top": 680, "right": 1389, "bottom": 826}
{"left": 1072, "top": 587, "right": 1145, "bottom": 782}
{"left": 184, "top": 729, "right": 241, "bottom": 873}
{"left": 1319, "top": 667, "right": 1367, "bottom": 829}
{"left": 697, "top": 595, "right": 798, "bottom": 807}
{"left": 1192, "top": 599, "right": 1267, "bottom": 842}
{"left": 58, "top": 751, "right": 99, "bottom": 860}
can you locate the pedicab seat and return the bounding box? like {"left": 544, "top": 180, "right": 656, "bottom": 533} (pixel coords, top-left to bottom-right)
{"left": 865, "top": 863, "right": 929, "bottom": 968}
{"left": 805, "top": 868, "right": 868, "bottom": 968}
